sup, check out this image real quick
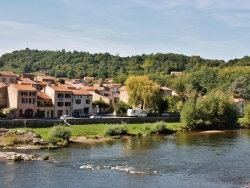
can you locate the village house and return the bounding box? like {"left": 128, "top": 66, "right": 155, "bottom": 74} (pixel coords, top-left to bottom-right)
{"left": 118, "top": 86, "right": 129, "bottom": 104}
{"left": 7, "top": 84, "right": 37, "bottom": 118}
{"left": 160, "top": 86, "right": 173, "bottom": 96}
{"left": 0, "top": 71, "right": 18, "bottom": 85}
{"left": 35, "top": 75, "right": 56, "bottom": 84}
{"left": 43, "top": 85, "right": 73, "bottom": 118}
{"left": 71, "top": 88, "right": 93, "bottom": 116}
{"left": 234, "top": 98, "right": 248, "bottom": 116}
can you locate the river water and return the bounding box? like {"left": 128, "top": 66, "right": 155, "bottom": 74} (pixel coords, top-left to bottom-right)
{"left": 1, "top": 130, "right": 250, "bottom": 188}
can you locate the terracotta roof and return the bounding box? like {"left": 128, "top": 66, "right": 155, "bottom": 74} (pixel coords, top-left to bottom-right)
{"left": 234, "top": 98, "right": 246, "bottom": 102}
{"left": 37, "top": 91, "right": 51, "bottom": 100}
{"left": 10, "top": 84, "right": 37, "bottom": 91}
{"left": 0, "top": 71, "right": 16, "bottom": 76}
{"left": 71, "top": 89, "right": 91, "bottom": 95}
{"left": 49, "top": 85, "right": 71, "bottom": 92}
{"left": 18, "top": 78, "right": 36, "bottom": 84}
{"left": 161, "top": 86, "right": 172, "bottom": 91}
{"left": 36, "top": 75, "right": 55, "bottom": 80}
{"left": 83, "top": 86, "right": 104, "bottom": 91}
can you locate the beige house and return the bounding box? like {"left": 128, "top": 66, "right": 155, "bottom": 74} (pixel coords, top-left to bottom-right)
{"left": 234, "top": 98, "right": 248, "bottom": 116}
{"left": 160, "top": 86, "right": 173, "bottom": 96}
{"left": 7, "top": 84, "right": 37, "bottom": 118}
{"left": 118, "top": 86, "right": 129, "bottom": 104}
{"left": 44, "top": 85, "right": 73, "bottom": 117}
{"left": 0, "top": 71, "right": 17, "bottom": 85}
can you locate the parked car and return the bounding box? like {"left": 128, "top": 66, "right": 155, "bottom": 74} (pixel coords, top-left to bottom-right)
{"left": 74, "top": 112, "right": 89, "bottom": 118}
{"left": 90, "top": 114, "right": 102, "bottom": 118}
{"left": 161, "top": 113, "right": 170, "bottom": 117}
{"left": 60, "top": 115, "right": 74, "bottom": 119}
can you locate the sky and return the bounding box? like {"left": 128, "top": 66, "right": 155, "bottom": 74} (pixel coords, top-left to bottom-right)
{"left": 1, "top": 0, "right": 250, "bottom": 61}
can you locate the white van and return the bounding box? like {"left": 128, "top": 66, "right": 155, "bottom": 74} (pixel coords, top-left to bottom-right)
{"left": 127, "top": 109, "right": 147, "bottom": 117}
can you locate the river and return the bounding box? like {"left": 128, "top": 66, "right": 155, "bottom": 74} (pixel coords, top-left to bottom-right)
{"left": 1, "top": 130, "right": 250, "bottom": 188}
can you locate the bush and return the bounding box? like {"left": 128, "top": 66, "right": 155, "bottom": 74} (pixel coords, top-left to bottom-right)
{"left": 41, "top": 154, "right": 49, "bottom": 160}
{"left": 104, "top": 124, "right": 128, "bottom": 137}
{"left": 47, "top": 126, "right": 71, "bottom": 146}
{"left": 142, "top": 121, "right": 175, "bottom": 135}
{"left": 181, "top": 91, "right": 238, "bottom": 130}
{"left": 5, "top": 136, "right": 18, "bottom": 146}
{"left": 243, "top": 104, "right": 250, "bottom": 126}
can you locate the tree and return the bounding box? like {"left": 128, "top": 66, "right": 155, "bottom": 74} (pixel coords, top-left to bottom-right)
{"left": 125, "top": 76, "right": 161, "bottom": 110}
{"left": 229, "top": 76, "right": 250, "bottom": 100}
{"left": 181, "top": 91, "right": 238, "bottom": 130}
{"left": 114, "top": 101, "right": 131, "bottom": 114}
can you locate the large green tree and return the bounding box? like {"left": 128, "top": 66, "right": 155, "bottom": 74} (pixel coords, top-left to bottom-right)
{"left": 125, "top": 75, "right": 161, "bottom": 110}
{"left": 181, "top": 91, "right": 238, "bottom": 130}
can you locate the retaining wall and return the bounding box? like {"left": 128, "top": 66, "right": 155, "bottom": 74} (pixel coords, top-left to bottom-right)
{"left": 0, "top": 117, "right": 180, "bottom": 128}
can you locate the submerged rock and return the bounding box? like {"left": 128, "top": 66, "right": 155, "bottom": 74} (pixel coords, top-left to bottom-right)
{"left": 0, "top": 152, "right": 46, "bottom": 161}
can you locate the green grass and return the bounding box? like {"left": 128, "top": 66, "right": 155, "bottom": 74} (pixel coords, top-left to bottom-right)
{"left": 13, "top": 122, "right": 184, "bottom": 140}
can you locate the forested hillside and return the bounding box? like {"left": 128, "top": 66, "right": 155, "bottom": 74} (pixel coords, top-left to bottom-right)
{"left": 1, "top": 48, "right": 250, "bottom": 98}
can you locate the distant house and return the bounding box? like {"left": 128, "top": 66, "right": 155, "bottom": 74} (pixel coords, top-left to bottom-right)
{"left": 35, "top": 75, "right": 55, "bottom": 84}
{"left": 0, "top": 71, "right": 17, "bottom": 85}
{"left": 20, "top": 73, "right": 35, "bottom": 81}
{"left": 83, "top": 77, "right": 95, "bottom": 84}
{"left": 171, "top": 71, "right": 183, "bottom": 76}
{"left": 7, "top": 84, "right": 37, "bottom": 118}
{"left": 160, "top": 86, "right": 173, "bottom": 96}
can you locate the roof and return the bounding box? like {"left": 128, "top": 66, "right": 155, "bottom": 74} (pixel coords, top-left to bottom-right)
{"left": 83, "top": 86, "right": 104, "bottom": 91}
{"left": 71, "top": 89, "right": 91, "bottom": 95}
{"left": 36, "top": 75, "right": 55, "bottom": 80}
{"left": 10, "top": 84, "right": 37, "bottom": 91}
{"left": 160, "top": 86, "right": 172, "bottom": 91}
{"left": 37, "top": 91, "right": 51, "bottom": 100}
{"left": 0, "top": 71, "right": 16, "bottom": 76}
{"left": 49, "top": 85, "right": 72, "bottom": 92}
{"left": 18, "top": 78, "right": 36, "bottom": 84}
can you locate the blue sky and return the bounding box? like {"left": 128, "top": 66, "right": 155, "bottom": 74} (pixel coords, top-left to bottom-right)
{"left": 1, "top": 0, "right": 250, "bottom": 61}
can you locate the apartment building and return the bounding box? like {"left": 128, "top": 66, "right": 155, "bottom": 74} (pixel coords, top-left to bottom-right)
{"left": 37, "top": 91, "right": 54, "bottom": 118}
{"left": 8, "top": 84, "right": 37, "bottom": 118}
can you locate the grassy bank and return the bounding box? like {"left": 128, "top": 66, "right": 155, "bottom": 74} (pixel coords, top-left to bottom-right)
{"left": 14, "top": 122, "right": 184, "bottom": 141}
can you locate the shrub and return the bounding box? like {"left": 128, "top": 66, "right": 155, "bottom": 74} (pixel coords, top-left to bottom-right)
{"left": 41, "top": 154, "right": 49, "bottom": 160}
{"left": 5, "top": 136, "right": 18, "bottom": 146}
{"left": 104, "top": 124, "right": 128, "bottom": 137}
{"left": 142, "top": 121, "right": 175, "bottom": 135}
{"left": 243, "top": 104, "right": 250, "bottom": 126}
{"left": 47, "top": 126, "right": 71, "bottom": 146}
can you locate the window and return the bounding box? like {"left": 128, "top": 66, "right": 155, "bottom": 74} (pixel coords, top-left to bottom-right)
{"left": 65, "top": 102, "right": 71, "bottom": 106}
{"left": 21, "top": 92, "right": 28, "bottom": 96}
{"left": 57, "top": 102, "right": 63, "bottom": 106}
{"left": 86, "top": 99, "right": 90, "bottom": 104}
{"left": 10, "top": 78, "right": 15, "bottom": 83}
{"left": 2, "top": 78, "right": 6, "bottom": 83}
{"left": 75, "top": 99, "right": 81, "bottom": 104}
{"left": 22, "top": 98, "right": 25, "bottom": 103}
{"left": 29, "top": 92, "right": 35, "bottom": 96}
{"left": 65, "top": 94, "right": 71, "bottom": 98}
{"left": 57, "top": 93, "right": 64, "bottom": 98}
{"left": 29, "top": 98, "right": 32, "bottom": 103}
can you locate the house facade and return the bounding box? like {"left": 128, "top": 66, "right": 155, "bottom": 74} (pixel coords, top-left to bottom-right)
{"left": 44, "top": 85, "right": 72, "bottom": 118}
{"left": 71, "top": 89, "right": 93, "bottom": 116}
{"left": 0, "top": 71, "right": 17, "bottom": 85}
{"left": 7, "top": 84, "right": 37, "bottom": 118}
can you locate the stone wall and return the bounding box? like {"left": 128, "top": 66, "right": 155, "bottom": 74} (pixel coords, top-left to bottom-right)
{"left": 0, "top": 117, "right": 180, "bottom": 128}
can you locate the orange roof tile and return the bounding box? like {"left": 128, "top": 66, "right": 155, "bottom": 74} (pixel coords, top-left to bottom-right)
{"left": 11, "top": 84, "right": 37, "bottom": 91}
{"left": 0, "top": 71, "right": 16, "bottom": 76}
{"left": 71, "top": 89, "right": 91, "bottom": 95}
{"left": 160, "top": 86, "right": 172, "bottom": 91}
{"left": 37, "top": 91, "right": 51, "bottom": 100}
